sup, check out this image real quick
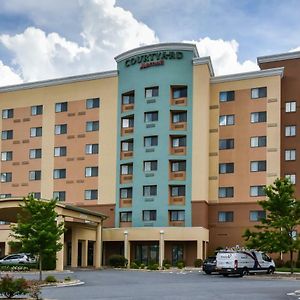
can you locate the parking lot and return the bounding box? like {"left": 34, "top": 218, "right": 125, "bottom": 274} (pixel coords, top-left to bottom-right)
{"left": 40, "top": 269, "right": 300, "bottom": 300}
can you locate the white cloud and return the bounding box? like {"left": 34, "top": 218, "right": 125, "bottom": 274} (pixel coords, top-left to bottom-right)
{"left": 289, "top": 46, "right": 300, "bottom": 52}
{"left": 0, "top": 60, "right": 23, "bottom": 86}
{"left": 187, "top": 37, "right": 259, "bottom": 75}
{"left": 0, "top": 0, "right": 158, "bottom": 84}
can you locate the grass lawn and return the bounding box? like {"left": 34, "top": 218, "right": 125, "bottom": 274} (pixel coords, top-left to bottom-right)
{"left": 276, "top": 267, "right": 300, "bottom": 273}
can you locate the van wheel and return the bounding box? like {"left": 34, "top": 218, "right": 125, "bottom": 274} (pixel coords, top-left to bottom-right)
{"left": 222, "top": 274, "right": 229, "bottom": 277}
{"left": 239, "top": 268, "right": 249, "bottom": 277}
{"left": 204, "top": 271, "right": 211, "bottom": 275}
{"left": 267, "top": 267, "right": 275, "bottom": 274}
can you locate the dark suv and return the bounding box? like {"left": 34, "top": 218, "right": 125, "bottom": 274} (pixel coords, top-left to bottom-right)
{"left": 203, "top": 256, "right": 217, "bottom": 275}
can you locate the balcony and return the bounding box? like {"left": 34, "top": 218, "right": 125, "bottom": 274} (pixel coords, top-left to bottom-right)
{"left": 169, "top": 220, "right": 185, "bottom": 227}
{"left": 119, "top": 198, "right": 132, "bottom": 208}
{"left": 121, "top": 127, "right": 134, "bottom": 136}
{"left": 120, "top": 150, "right": 133, "bottom": 160}
{"left": 168, "top": 196, "right": 185, "bottom": 205}
{"left": 170, "top": 146, "right": 186, "bottom": 155}
{"left": 170, "top": 86, "right": 187, "bottom": 106}
{"left": 120, "top": 221, "right": 132, "bottom": 228}
{"left": 169, "top": 160, "right": 186, "bottom": 180}
{"left": 170, "top": 111, "right": 187, "bottom": 131}
{"left": 122, "top": 103, "right": 134, "bottom": 112}
{"left": 120, "top": 174, "right": 133, "bottom": 184}
{"left": 169, "top": 171, "right": 186, "bottom": 180}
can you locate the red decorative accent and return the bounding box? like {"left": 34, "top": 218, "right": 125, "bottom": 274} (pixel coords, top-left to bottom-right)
{"left": 140, "top": 60, "right": 164, "bottom": 69}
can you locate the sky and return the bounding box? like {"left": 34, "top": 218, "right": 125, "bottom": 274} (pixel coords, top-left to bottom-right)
{"left": 1, "top": 0, "right": 300, "bottom": 87}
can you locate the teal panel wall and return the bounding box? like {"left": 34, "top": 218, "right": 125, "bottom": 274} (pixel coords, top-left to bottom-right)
{"left": 116, "top": 49, "right": 194, "bottom": 227}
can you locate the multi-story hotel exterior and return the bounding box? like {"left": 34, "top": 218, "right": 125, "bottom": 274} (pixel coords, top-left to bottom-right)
{"left": 0, "top": 42, "right": 295, "bottom": 268}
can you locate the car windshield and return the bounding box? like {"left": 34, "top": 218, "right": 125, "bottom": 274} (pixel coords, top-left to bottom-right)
{"left": 206, "top": 257, "right": 216, "bottom": 262}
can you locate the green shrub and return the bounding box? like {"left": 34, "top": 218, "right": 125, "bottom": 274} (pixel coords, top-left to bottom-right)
{"left": 64, "top": 276, "right": 71, "bottom": 281}
{"left": 148, "top": 263, "right": 159, "bottom": 270}
{"left": 164, "top": 263, "right": 171, "bottom": 269}
{"left": 44, "top": 275, "right": 57, "bottom": 283}
{"left": 108, "top": 254, "right": 127, "bottom": 268}
{"left": 162, "top": 259, "right": 171, "bottom": 267}
{"left": 130, "top": 262, "right": 139, "bottom": 269}
{"left": 296, "top": 260, "right": 300, "bottom": 268}
{"left": 176, "top": 260, "right": 185, "bottom": 269}
{"left": 194, "top": 259, "right": 203, "bottom": 268}
{"left": 0, "top": 264, "right": 31, "bottom": 272}
{"left": 133, "top": 260, "right": 141, "bottom": 267}
{"left": 140, "top": 263, "right": 145, "bottom": 269}
{"left": 0, "top": 275, "right": 29, "bottom": 299}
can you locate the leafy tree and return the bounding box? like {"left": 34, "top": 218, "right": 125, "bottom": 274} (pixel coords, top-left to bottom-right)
{"left": 243, "top": 178, "right": 300, "bottom": 273}
{"left": 10, "top": 194, "right": 65, "bottom": 281}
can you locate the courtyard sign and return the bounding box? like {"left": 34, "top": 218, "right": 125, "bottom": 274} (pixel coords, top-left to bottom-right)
{"left": 125, "top": 51, "right": 183, "bottom": 69}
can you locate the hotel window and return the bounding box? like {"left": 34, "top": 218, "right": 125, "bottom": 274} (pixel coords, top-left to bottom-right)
{"left": 250, "top": 136, "right": 267, "bottom": 147}
{"left": 285, "top": 149, "right": 296, "bottom": 161}
{"left": 171, "top": 161, "right": 186, "bottom": 172}
{"left": 218, "top": 187, "right": 234, "bottom": 198}
{"left": 29, "top": 149, "right": 42, "bottom": 159}
{"left": 172, "top": 136, "right": 186, "bottom": 147}
{"left": 1, "top": 151, "right": 12, "bottom": 161}
{"left": 219, "top": 163, "right": 234, "bottom": 174}
{"left": 53, "top": 169, "right": 66, "bottom": 179}
{"left": 250, "top": 210, "right": 266, "bottom": 222}
{"left": 122, "top": 91, "right": 135, "bottom": 104}
{"left": 53, "top": 191, "right": 66, "bottom": 202}
{"left": 285, "top": 126, "right": 296, "bottom": 137}
{"left": 33, "top": 192, "right": 41, "bottom": 199}
{"left": 145, "top": 86, "right": 159, "bottom": 98}
{"left": 29, "top": 170, "right": 41, "bottom": 181}
{"left": 55, "top": 102, "right": 68, "bottom": 113}
{"left": 219, "top": 91, "right": 234, "bottom": 102}
{"left": 219, "top": 114, "right": 235, "bottom": 126}
{"left": 122, "top": 117, "right": 134, "bottom": 128}
{"left": 0, "top": 194, "right": 11, "bottom": 199}
{"left": 144, "top": 136, "right": 158, "bottom": 147}
{"left": 54, "top": 147, "right": 67, "bottom": 157}
{"left": 143, "top": 185, "right": 157, "bottom": 197}
{"left": 2, "top": 109, "right": 13, "bottom": 119}
{"left": 0, "top": 172, "right": 12, "bottom": 183}
{"left": 218, "top": 211, "right": 234, "bottom": 222}
{"left": 55, "top": 124, "right": 67, "bottom": 135}
{"left": 250, "top": 186, "right": 266, "bottom": 197}
{"left": 251, "top": 111, "right": 266, "bottom": 123}
{"left": 172, "top": 111, "right": 187, "bottom": 123}
{"left": 144, "top": 160, "right": 157, "bottom": 172}
{"left": 120, "top": 211, "right": 132, "bottom": 222}
{"left": 85, "top": 189, "right": 98, "bottom": 200}
{"left": 31, "top": 105, "right": 43, "bottom": 116}
{"left": 85, "top": 167, "right": 98, "bottom": 177}
{"left": 2, "top": 130, "right": 13, "bottom": 140}
{"left": 30, "top": 127, "right": 42, "bottom": 137}
{"left": 285, "top": 101, "right": 296, "bottom": 112}
{"left": 170, "top": 210, "right": 185, "bottom": 221}
{"left": 170, "top": 185, "right": 185, "bottom": 197}
{"left": 285, "top": 174, "right": 296, "bottom": 184}
{"left": 85, "top": 144, "right": 99, "bottom": 155}
{"left": 86, "top": 98, "right": 100, "bottom": 109}
{"left": 121, "top": 164, "right": 133, "bottom": 175}
{"left": 251, "top": 87, "right": 267, "bottom": 99}
{"left": 250, "top": 160, "right": 266, "bottom": 172}
{"left": 86, "top": 121, "right": 99, "bottom": 132}
{"left": 144, "top": 111, "right": 158, "bottom": 122}
{"left": 219, "top": 139, "right": 234, "bottom": 150}
{"left": 172, "top": 86, "right": 187, "bottom": 99}
{"left": 121, "top": 140, "right": 133, "bottom": 152}
{"left": 143, "top": 210, "right": 157, "bottom": 221}
{"left": 120, "top": 187, "right": 132, "bottom": 199}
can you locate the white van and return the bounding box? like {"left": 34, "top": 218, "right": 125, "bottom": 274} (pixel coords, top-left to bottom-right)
{"left": 216, "top": 249, "right": 275, "bottom": 277}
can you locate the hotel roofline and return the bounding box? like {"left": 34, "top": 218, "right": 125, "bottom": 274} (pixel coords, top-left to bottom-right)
{"left": 257, "top": 50, "right": 300, "bottom": 64}
{"left": 0, "top": 70, "right": 118, "bottom": 93}
{"left": 114, "top": 42, "right": 199, "bottom": 62}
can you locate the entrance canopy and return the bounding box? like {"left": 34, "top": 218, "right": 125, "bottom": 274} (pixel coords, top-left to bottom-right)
{"left": 0, "top": 197, "right": 107, "bottom": 224}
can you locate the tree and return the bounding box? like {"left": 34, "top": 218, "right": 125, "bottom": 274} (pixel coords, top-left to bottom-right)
{"left": 10, "top": 194, "right": 65, "bottom": 281}
{"left": 243, "top": 178, "right": 300, "bottom": 273}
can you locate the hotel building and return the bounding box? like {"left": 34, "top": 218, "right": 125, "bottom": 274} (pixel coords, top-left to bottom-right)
{"left": 0, "top": 42, "right": 296, "bottom": 268}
